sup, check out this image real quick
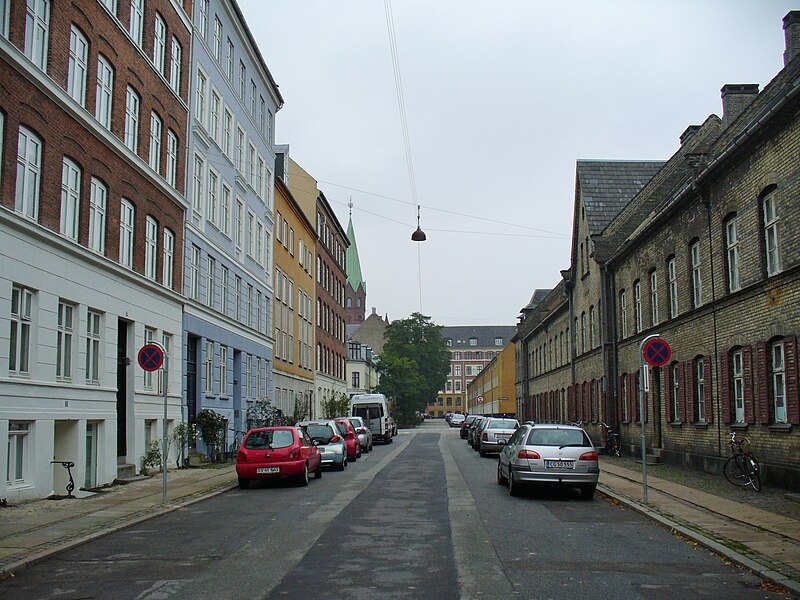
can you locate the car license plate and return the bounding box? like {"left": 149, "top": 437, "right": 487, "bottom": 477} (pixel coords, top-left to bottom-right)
{"left": 545, "top": 460, "right": 574, "bottom": 469}
{"left": 256, "top": 467, "right": 280, "bottom": 474}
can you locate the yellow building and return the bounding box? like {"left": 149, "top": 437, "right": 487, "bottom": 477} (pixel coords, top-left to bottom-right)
{"left": 466, "top": 343, "right": 516, "bottom": 416}
{"left": 272, "top": 171, "right": 316, "bottom": 419}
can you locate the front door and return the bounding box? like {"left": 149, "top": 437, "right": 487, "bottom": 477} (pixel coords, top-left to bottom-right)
{"left": 653, "top": 367, "right": 663, "bottom": 448}
{"left": 116, "top": 319, "right": 129, "bottom": 458}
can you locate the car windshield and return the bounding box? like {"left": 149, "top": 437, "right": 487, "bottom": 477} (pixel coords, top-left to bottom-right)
{"left": 526, "top": 428, "right": 591, "bottom": 447}
{"left": 305, "top": 424, "right": 335, "bottom": 443}
{"left": 348, "top": 418, "right": 362, "bottom": 429}
{"left": 488, "top": 419, "right": 518, "bottom": 429}
{"left": 244, "top": 429, "right": 294, "bottom": 450}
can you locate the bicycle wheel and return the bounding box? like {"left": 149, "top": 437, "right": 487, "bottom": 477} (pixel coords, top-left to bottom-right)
{"left": 746, "top": 456, "right": 761, "bottom": 492}
{"left": 723, "top": 455, "right": 750, "bottom": 487}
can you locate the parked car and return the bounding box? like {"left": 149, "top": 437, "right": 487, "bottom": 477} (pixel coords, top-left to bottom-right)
{"left": 350, "top": 393, "right": 393, "bottom": 444}
{"left": 334, "top": 418, "right": 362, "bottom": 461}
{"left": 444, "top": 411, "right": 454, "bottom": 423}
{"left": 236, "top": 426, "right": 322, "bottom": 489}
{"left": 476, "top": 417, "right": 519, "bottom": 457}
{"left": 298, "top": 420, "right": 348, "bottom": 471}
{"left": 467, "top": 416, "right": 485, "bottom": 447}
{"left": 346, "top": 416, "right": 373, "bottom": 452}
{"left": 497, "top": 423, "right": 600, "bottom": 499}
{"left": 461, "top": 415, "right": 480, "bottom": 439}
{"left": 449, "top": 414, "right": 466, "bottom": 428}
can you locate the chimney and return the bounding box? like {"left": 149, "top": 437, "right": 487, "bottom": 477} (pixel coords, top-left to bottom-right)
{"left": 371, "top": 307, "right": 377, "bottom": 315}
{"left": 680, "top": 125, "right": 700, "bottom": 146}
{"left": 784, "top": 11, "right": 800, "bottom": 66}
{"left": 720, "top": 84, "right": 759, "bottom": 127}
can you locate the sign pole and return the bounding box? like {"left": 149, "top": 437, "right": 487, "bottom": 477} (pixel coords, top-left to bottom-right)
{"left": 162, "top": 348, "right": 169, "bottom": 505}
{"left": 638, "top": 334, "right": 659, "bottom": 504}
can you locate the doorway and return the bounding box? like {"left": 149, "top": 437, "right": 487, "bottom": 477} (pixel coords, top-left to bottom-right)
{"left": 116, "top": 319, "right": 130, "bottom": 458}
{"left": 653, "top": 367, "right": 663, "bottom": 448}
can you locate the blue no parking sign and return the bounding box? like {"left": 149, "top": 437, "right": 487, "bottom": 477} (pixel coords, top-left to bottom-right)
{"left": 643, "top": 338, "right": 672, "bottom": 368}
{"left": 138, "top": 343, "right": 164, "bottom": 372}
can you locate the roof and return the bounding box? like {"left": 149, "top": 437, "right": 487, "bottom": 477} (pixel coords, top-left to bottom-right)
{"left": 576, "top": 160, "right": 666, "bottom": 236}
{"left": 521, "top": 289, "right": 552, "bottom": 312}
{"left": 349, "top": 313, "right": 389, "bottom": 355}
{"left": 345, "top": 216, "right": 365, "bottom": 293}
{"left": 440, "top": 326, "right": 517, "bottom": 349}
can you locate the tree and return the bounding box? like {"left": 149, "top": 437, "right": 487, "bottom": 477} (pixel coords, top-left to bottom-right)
{"left": 376, "top": 313, "right": 450, "bottom": 426}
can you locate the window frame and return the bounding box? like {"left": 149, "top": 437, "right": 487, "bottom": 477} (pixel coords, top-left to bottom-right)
{"left": 15, "top": 126, "right": 42, "bottom": 220}
{"left": 725, "top": 216, "right": 741, "bottom": 292}
{"left": 119, "top": 199, "right": 135, "bottom": 269}
{"left": 60, "top": 158, "right": 81, "bottom": 241}
{"left": 67, "top": 24, "right": 88, "bottom": 105}
{"left": 763, "top": 190, "right": 781, "bottom": 277}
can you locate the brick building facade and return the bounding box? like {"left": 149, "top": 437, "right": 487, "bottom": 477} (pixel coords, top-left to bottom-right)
{"left": 517, "top": 12, "right": 800, "bottom": 490}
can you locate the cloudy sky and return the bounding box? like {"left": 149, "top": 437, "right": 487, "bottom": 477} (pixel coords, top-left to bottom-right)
{"left": 238, "top": 1, "right": 796, "bottom": 327}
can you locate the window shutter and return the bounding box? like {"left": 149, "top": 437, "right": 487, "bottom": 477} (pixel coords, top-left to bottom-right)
{"left": 617, "top": 376, "right": 624, "bottom": 422}
{"left": 704, "top": 355, "right": 714, "bottom": 423}
{"left": 786, "top": 336, "right": 799, "bottom": 425}
{"left": 743, "top": 345, "right": 755, "bottom": 424}
{"left": 568, "top": 385, "right": 576, "bottom": 422}
{"left": 678, "top": 362, "right": 687, "bottom": 422}
{"left": 686, "top": 360, "right": 696, "bottom": 423}
{"left": 629, "top": 372, "right": 637, "bottom": 422}
{"left": 583, "top": 382, "right": 590, "bottom": 422}
{"left": 665, "top": 364, "right": 673, "bottom": 422}
{"left": 720, "top": 351, "right": 731, "bottom": 424}
{"left": 756, "top": 342, "right": 770, "bottom": 425}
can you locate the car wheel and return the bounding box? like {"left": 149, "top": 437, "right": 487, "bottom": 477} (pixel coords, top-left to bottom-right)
{"left": 314, "top": 465, "right": 323, "bottom": 479}
{"left": 580, "top": 484, "right": 596, "bottom": 500}
{"left": 369, "top": 443, "right": 373, "bottom": 451}
{"left": 508, "top": 471, "right": 521, "bottom": 497}
{"left": 297, "top": 463, "right": 309, "bottom": 487}
{"left": 497, "top": 462, "right": 508, "bottom": 486}
{"left": 238, "top": 477, "right": 250, "bottom": 490}
{"left": 337, "top": 457, "right": 346, "bottom": 471}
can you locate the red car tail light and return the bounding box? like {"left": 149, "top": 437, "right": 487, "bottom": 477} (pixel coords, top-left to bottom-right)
{"left": 482, "top": 432, "right": 488, "bottom": 441}
{"left": 236, "top": 451, "right": 247, "bottom": 463}
{"left": 358, "top": 428, "right": 367, "bottom": 434}
{"left": 330, "top": 435, "right": 341, "bottom": 443}
{"left": 518, "top": 450, "right": 541, "bottom": 459}
{"left": 289, "top": 447, "right": 301, "bottom": 459}
{"left": 579, "top": 451, "right": 599, "bottom": 461}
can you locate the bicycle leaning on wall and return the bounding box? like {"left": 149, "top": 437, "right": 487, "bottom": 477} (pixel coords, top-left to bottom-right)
{"left": 723, "top": 431, "right": 761, "bottom": 492}
{"left": 600, "top": 422, "right": 621, "bottom": 457}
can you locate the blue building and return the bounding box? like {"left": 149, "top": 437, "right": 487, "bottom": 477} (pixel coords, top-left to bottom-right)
{"left": 183, "top": 0, "right": 283, "bottom": 452}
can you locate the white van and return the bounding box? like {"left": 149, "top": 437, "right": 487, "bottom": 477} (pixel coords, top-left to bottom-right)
{"left": 349, "top": 393, "right": 393, "bottom": 444}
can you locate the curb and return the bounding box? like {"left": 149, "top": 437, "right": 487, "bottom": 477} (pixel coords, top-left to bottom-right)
{"left": 0, "top": 480, "right": 238, "bottom": 581}
{"left": 597, "top": 484, "right": 800, "bottom": 596}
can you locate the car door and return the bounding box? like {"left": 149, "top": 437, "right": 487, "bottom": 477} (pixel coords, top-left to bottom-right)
{"left": 502, "top": 426, "right": 527, "bottom": 475}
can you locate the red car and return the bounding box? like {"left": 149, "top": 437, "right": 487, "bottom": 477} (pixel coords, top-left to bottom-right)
{"left": 334, "top": 418, "right": 362, "bottom": 462}
{"left": 236, "top": 426, "right": 322, "bottom": 488}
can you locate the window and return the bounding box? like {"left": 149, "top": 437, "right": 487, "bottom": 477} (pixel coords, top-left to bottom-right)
{"left": 220, "top": 345, "right": 228, "bottom": 394}
{"left": 239, "top": 60, "right": 246, "bottom": 99}
{"left": 621, "top": 375, "right": 628, "bottom": 421}
{"left": 210, "top": 91, "right": 220, "bottom": 142}
{"left": 67, "top": 25, "right": 88, "bottom": 105}
{"left": 620, "top": 290, "right": 627, "bottom": 338}
{"left": 494, "top": 337, "right": 503, "bottom": 346}
{"left": 236, "top": 127, "right": 245, "bottom": 173}
{"left": 771, "top": 341, "right": 787, "bottom": 423}
{"left": 247, "top": 211, "right": 255, "bottom": 256}
{"left": 95, "top": 55, "right": 114, "bottom": 129}
{"left": 119, "top": 199, "right": 135, "bottom": 269}
{"left": 205, "top": 340, "right": 213, "bottom": 394}
{"left": 257, "top": 221, "right": 264, "bottom": 264}
{"left": 245, "top": 354, "right": 252, "bottom": 397}
{"left": 581, "top": 313, "right": 587, "bottom": 353}
{"left": 454, "top": 365, "right": 461, "bottom": 376}
{"left": 166, "top": 130, "right": 178, "bottom": 187}
{"left": 169, "top": 37, "right": 182, "bottom": 94}
{"left": 634, "top": 280, "right": 642, "bottom": 333}
{"left": 268, "top": 110, "right": 274, "bottom": 143}
{"left": 207, "top": 169, "right": 218, "bottom": 224}
{"left": 226, "top": 38, "right": 234, "bottom": 80}
{"left": 206, "top": 256, "right": 216, "bottom": 308}
{"left": 695, "top": 358, "right": 706, "bottom": 423}
{"left": 589, "top": 305, "right": 596, "bottom": 349}
{"left": 732, "top": 350, "right": 744, "bottom": 423}
{"left": 129, "top": 0, "right": 143, "bottom": 46}
{"left": 220, "top": 266, "right": 228, "bottom": 315}
{"left": 198, "top": 0, "right": 209, "bottom": 38}
{"left": 223, "top": 109, "right": 233, "bottom": 157}
{"left": 7, "top": 422, "right": 30, "bottom": 485}
{"left": 149, "top": 112, "right": 162, "bottom": 172}
{"left": 190, "top": 246, "right": 200, "bottom": 300}
{"left": 15, "top": 127, "right": 42, "bottom": 220}
{"left": 763, "top": 190, "right": 781, "bottom": 276}
{"left": 85, "top": 310, "right": 101, "bottom": 383}
{"left": 213, "top": 16, "right": 222, "bottom": 61}
{"left": 24, "top": 0, "right": 49, "bottom": 70}
{"left": 192, "top": 154, "right": 204, "bottom": 212}
{"left": 195, "top": 70, "right": 207, "bottom": 127}
{"left": 145, "top": 216, "right": 158, "bottom": 280}
{"left": 235, "top": 199, "right": 244, "bottom": 255}
{"left": 647, "top": 270, "right": 658, "bottom": 326}
{"left": 89, "top": 178, "right": 106, "bottom": 254}
{"left": 143, "top": 327, "right": 155, "bottom": 389}
{"left": 670, "top": 362, "right": 680, "bottom": 422}
{"left": 667, "top": 257, "right": 678, "bottom": 319}
{"left": 124, "top": 86, "right": 140, "bottom": 153}
{"left": 100, "top": 0, "right": 116, "bottom": 14}
{"left": 153, "top": 13, "right": 166, "bottom": 74}
{"left": 53, "top": 358, "right": 75, "bottom": 432}
{"left": 247, "top": 284, "right": 253, "bottom": 327}
{"left": 235, "top": 275, "right": 242, "bottom": 321}
{"left": 691, "top": 240, "right": 702, "bottom": 308}
{"left": 162, "top": 228, "right": 174, "bottom": 288}
{"left": 60, "top": 158, "right": 81, "bottom": 241}
{"left": 250, "top": 80, "right": 256, "bottom": 117}
{"left": 725, "top": 217, "right": 740, "bottom": 292}
{"left": 352, "top": 371, "right": 360, "bottom": 389}
{"left": 221, "top": 183, "right": 231, "bottom": 235}
{"left": 10, "top": 286, "right": 33, "bottom": 374}
{"left": 289, "top": 228, "right": 295, "bottom": 255}
{"left": 1, "top": 0, "right": 9, "bottom": 37}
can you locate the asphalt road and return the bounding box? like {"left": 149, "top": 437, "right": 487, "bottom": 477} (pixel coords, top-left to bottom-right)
{"left": 0, "top": 421, "right": 787, "bottom": 599}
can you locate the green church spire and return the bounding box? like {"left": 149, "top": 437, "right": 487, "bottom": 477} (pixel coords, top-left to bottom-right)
{"left": 346, "top": 207, "right": 366, "bottom": 293}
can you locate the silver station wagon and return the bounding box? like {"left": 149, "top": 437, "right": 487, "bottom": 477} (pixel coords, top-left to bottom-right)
{"left": 497, "top": 423, "right": 600, "bottom": 499}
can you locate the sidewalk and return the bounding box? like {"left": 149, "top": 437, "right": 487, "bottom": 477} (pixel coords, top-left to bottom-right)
{"left": 0, "top": 464, "right": 238, "bottom": 579}
{"left": 598, "top": 458, "right": 800, "bottom": 595}
{"left": 0, "top": 456, "right": 799, "bottom": 596}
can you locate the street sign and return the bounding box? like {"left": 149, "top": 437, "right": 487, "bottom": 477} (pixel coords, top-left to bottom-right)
{"left": 138, "top": 343, "right": 164, "bottom": 372}
{"left": 643, "top": 338, "right": 672, "bottom": 367}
